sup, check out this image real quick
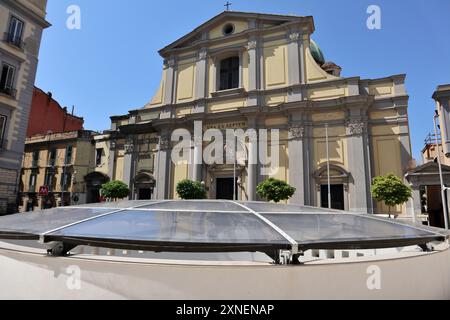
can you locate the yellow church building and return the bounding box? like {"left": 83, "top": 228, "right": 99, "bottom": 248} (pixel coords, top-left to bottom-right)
{"left": 104, "top": 11, "right": 413, "bottom": 214}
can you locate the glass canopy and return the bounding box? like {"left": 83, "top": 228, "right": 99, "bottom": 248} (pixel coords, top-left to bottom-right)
{"left": 0, "top": 201, "right": 447, "bottom": 255}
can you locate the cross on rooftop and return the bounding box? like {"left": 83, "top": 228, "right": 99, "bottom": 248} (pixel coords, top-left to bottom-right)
{"left": 224, "top": 1, "right": 232, "bottom": 11}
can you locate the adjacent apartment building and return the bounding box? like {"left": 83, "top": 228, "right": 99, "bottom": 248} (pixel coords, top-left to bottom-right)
{"left": 27, "top": 87, "right": 84, "bottom": 137}
{"left": 19, "top": 130, "right": 100, "bottom": 211}
{"left": 0, "top": 0, "right": 50, "bottom": 214}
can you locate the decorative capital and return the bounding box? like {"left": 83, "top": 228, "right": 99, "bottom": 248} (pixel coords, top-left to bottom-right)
{"left": 289, "top": 125, "right": 305, "bottom": 140}
{"left": 346, "top": 120, "right": 365, "bottom": 136}
{"left": 124, "top": 143, "right": 134, "bottom": 154}
{"left": 164, "top": 57, "right": 176, "bottom": 68}
{"left": 159, "top": 136, "right": 171, "bottom": 150}
{"left": 246, "top": 40, "right": 257, "bottom": 50}
{"left": 198, "top": 49, "right": 208, "bottom": 61}
{"left": 288, "top": 32, "right": 300, "bottom": 42}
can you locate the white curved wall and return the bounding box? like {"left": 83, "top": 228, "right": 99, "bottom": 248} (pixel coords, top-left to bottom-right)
{"left": 0, "top": 244, "right": 449, "bottom": 300}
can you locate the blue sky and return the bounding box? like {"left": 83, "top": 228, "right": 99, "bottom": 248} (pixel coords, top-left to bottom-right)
{"left": 35, "top": 0, "right": 450, "bottom": 161}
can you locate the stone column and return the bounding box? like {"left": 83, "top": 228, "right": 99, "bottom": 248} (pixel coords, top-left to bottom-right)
{"left": 192, "top": 136, "right": 203, "bottom": 182}
{"left": 397, "top": 107, "right": 413, "bottom": 173}
{"left": 246, "top": 38, "right": 259, "bottom": 107}
{"left": 288, "top": 124, "right": 305, "bottom": 205}
{"left": 155, "top": 133, "right": 172, "bottom": 199}
{"left": 122, "top": 136, "right": 135, "bottom": 199}
{"left": 163, "top": 57, "right": 176, "bottom": 105}
{"left": 194, "top": 48, "right": 208, "bottom": 113}
{"left": 247, "top": 117, "right": 258, "bottom": 201}
{"left": 346, "top": 119, "right": 369, "bottom": 213}
{"left": 107, "top": 140, "right": 116, "bottom": 180}
{"left": 411, "top": 185, "right": 422, "bottom": 222}
{"left": 305, "top": 122, "right": 314, "bottom": 206}
{"left": 287, "top": 31, "right": 303, "bottom": 102}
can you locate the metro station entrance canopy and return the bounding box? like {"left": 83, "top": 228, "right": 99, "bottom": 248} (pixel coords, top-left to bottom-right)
{"left": 0, "top": 201, "right": 447, "bottom": 263}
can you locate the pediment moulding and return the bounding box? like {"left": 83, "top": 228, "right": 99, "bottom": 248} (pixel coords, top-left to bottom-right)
{"left": 158, "top": 11, "right": 314, "bottom": 58}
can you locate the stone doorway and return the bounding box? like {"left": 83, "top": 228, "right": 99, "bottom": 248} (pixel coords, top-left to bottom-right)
{"left": 216, "top": 177, "right": 238, "bottom": 200}
{"left": 320, "top": 184, "right": 345, "bottom": 210}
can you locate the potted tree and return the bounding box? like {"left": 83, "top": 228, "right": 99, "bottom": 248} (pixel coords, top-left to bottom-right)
{"left": 256, "top": 178, "right": 296, "bottom": 203}
{"left": 176, "top": 179, "right": 207, "bottom": 200}
{"left": 100, "top": 181, "right": 130, "bottom": 202}
{"left": 371, "top": 173, "right": 412, "bottom": 218}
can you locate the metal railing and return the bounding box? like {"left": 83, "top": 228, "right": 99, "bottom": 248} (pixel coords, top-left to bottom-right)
{"left": 0, "top": 139, "right": 8, "bottom": 150}
{"left": 0, "top": 87, "right": 17, "bottom": 98}
{"left": 47, "top": 159, "right": 56, "bottom": 167}
{"left": 31, "top": 160, "right": 39, "bottom": 168}
{"left": 3, "top": 32, "right": 24, "bottom": 49}
{"left": 424, "top": 133, "right": 442, "bottom": 146}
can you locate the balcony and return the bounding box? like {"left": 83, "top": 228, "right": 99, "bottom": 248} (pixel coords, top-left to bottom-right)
{"left": 31, "top": 160, "right": 39, "bottom": 169}
{"left": 47, "top": 159, "right": 56, "bottom": 168}
{"left": 63, "top": 159, "right": 73, "bottom": 167}
{"left": 0, "top": 139, "right": 8, "bottom": 150}
{"left": 0, "top": 87, "right": 17, "bottom": 99}
{"left": 3, "top": 32, "right": 24, "bottom": 50}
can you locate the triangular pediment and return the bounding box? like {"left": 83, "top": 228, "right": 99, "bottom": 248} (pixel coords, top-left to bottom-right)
{"left": 159, "top": 11, "right": 311, "bottom": 56}
{"left": 409, "top": 162, "right": 450, "bottom": 174}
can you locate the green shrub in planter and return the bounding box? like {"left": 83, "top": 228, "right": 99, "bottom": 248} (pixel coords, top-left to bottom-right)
{"left": 256, "top": 178, "right": 296, "bottom": 203}
{"left": 176, "top": 179, "right": 207, "bottom": 200}
{"left": 101, "top": 181, "right": 130, "bottom": 201}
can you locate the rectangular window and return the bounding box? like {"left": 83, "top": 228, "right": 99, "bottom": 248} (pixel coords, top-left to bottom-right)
{"left": 28, "top": 174, "right": 36, "bottom": 193}
{"left": 48, "top": 148, "right": 56, "bottom": 166}
{"left": 65, "top": 146, "right": 73, "bottom": 165}
{"left": 219, "top": 57, "right": 240, "bottom": 91}
{"left": 44, "top": 170, "right": 54, "bottom": 191}
{"left": 0, "top": 115, "right": 6, "bottom": 147}
{"left": 60, "top": 172, "right": 72, "bottom": 191}
{"left": 32, "top": 150, "right": 39, "bottom": 167}
{"left": 7, "top": 16, "right": 24, "bottom": 47}
{"left": 0, "top": 63, "right": 16, "bottom": 96}
{"left": 96, "top": 148, "right": 103, "bottom": 166}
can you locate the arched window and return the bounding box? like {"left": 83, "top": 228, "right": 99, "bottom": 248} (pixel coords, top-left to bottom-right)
{"left": 219, "top": 57, "right": 239, "bottom": 90}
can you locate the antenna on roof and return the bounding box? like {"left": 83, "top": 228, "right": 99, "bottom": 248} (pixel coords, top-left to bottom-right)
{"left": 224, "top": 1, "right": 232, "bottom": 11}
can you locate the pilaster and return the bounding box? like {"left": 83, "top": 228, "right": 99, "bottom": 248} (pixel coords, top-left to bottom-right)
{"left": 155, "top": 131, "right": 172, "bottom": 199}
{"left": 346, "top": 117, "right": 369, "bottom": 213}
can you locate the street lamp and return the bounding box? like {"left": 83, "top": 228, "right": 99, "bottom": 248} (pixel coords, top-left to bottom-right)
{"left": 433, "top": 111, "right": 449, "bottom": 229}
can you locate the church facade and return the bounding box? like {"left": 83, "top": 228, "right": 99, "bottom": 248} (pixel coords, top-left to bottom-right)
{"left": 105, "top": 11, "right": 413, "bottom": 214}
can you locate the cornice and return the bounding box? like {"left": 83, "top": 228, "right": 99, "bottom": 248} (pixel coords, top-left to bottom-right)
{"left": 3, "top": 0, "right": 51, "bottom": 29}
{"left": 159, "top": 17, "right": 313, "bottom": 58}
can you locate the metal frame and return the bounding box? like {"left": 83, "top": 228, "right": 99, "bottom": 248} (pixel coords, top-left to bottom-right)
{"left": 0, "top": 200, "right": 448, "bottom": 263}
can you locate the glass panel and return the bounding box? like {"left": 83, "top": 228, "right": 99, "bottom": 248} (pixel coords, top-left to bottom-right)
{"left": 5, "top": 65, "right": 14, "bottom": 89}
{"left": 73, "top": 200, "right": 157, "bottom": 208}
{"left": 243, "top": 202, "right": 330, "bottom": 213}
{"left": 140, "top": 200, "right": 246, "bottom": 212}
{"left": 0, "top": 65, "right": 9, "bottom": 90}
{"left": 0, "top": 116, "right": 5, "bottom": 140}
{"left": 262, "top": 213, "right": 442, "bottom": 245}
{"left": 49, "top": 210, "right": 288, "bottom": 244}
{"left": 0, "top": 208, "right": 112, "bottom": 237}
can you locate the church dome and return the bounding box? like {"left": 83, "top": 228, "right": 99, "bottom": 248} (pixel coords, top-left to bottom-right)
{"left": 310, "top": 40, "right": 325, "bottom": 66}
